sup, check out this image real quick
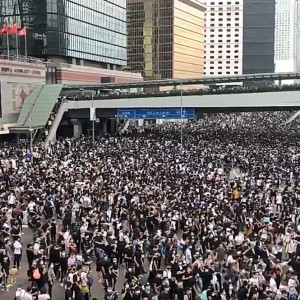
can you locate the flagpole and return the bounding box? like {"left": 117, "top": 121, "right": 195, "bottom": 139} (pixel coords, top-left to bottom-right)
{"left": 6, "top": 30, "right": 10, "bottom": 58}
{"left": 25, "top": 33, "right": 27, "bottom": 57}
{"left": 15, "top": 32, "right": 19, "bottom": 57}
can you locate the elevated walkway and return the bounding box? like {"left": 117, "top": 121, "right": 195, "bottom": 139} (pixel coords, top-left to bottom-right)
{"left": 42, "top": 89, "right": 300, "bottom": 146}
{"left": 11, "top": 84, "right": 63, "bottom": 131}
{"left": 66, "top": 90, "right": 300, "bottom": 110}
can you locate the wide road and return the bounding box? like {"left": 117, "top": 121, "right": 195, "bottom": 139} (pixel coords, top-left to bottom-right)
{"left": 0, "top": 227, "right": 126, "bottom": 300}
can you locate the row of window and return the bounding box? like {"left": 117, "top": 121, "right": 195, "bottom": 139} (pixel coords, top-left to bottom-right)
{"left": 204, "top": 58, "right": 240, "bottom": 62}
{"left": 205, "top": 28, "right": 240, "bottom": 32}
{"left": 205, "top": 66, "right": 240, "bottom": 69}
{"left": 208, "top": 7, "right": 240, "bottom": 11}
{"left": 205, "top": 34, "right": 240, "bottom": 38}
{"left": 205, "top": 60, "right": 240, "bottom": 64}
{"left": 205, "top": 44, "right": 240, "bottom": 48}
{"left": 206, "top": 12, "right": 240, "bottom": 16}
{"left": 210, "top": 23, "right": 241, "bottom": 27}
{"left": 206, "top": 39, "right": 240, "bottom": 43}
{"left": 204, "top": 71, "right": 240, "bottom": 75}
{"left": 206, "top": 1, "right": 240, "bottom": 5}
{"left": 204, "top": 49, "right": 240, "bottom": 54}
{"left": 209, "top": 17, "right": 240, "bottom": 21}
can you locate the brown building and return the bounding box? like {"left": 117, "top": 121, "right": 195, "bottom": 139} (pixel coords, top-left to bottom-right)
{"left": 127, "top": 0, "right": 205, "bottom": 81}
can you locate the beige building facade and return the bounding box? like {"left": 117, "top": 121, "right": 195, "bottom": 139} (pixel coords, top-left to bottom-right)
{"left": 127, "top": 0, "right": 205, "bottom": 81}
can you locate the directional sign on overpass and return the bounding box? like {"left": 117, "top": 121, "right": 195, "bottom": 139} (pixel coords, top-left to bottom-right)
{"left": 117, "top": 108, "right": 195, "bottom": 119}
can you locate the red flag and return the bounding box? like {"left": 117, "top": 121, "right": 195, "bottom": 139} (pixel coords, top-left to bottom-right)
{"left": 0, "top": 23, "right": 8, "bottom": 35}
{"left": 8, "top": 22, "right": 17, "bottom": 35}
{"left": 17, "top": 26, "right": 27, "bottom": 36}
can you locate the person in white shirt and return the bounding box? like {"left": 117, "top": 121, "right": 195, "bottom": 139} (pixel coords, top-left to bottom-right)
{"left": 37, "top": 287, "right": 50, "bottom": 300}
{"left": 8, "top": 192, "right": 16, "bottom": 206}
{"left": 15, "top": 285, "right": 25, "bottom": 300}
{"left": 24, "top": 287, "right": 33, "bottom": 300}
{"left": 269, "top": 274, "right": 278, "bottom": 293}
{"left": 13, "top": 239, "right": 22, "bottom": 269}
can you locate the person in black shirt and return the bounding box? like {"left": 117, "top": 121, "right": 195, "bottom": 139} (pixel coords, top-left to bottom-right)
{"left": 1, "top": 252, "right": 10, "bottom": 291}
{"left": 121, "top": 283, "right": 132, "bottom": 300}
{"left": 73, "top": 265, "right": 83, "bottom": 300}
{"left": 60, "top": 251, "right": 68, "bottom": 284}
{"left": 104, "top": 266, "right": 117, "bottom": 291}
{"left": 26, "top": 244, "right": 34, "bottom": 271}
{"left": 124, "top": 244, "right": 133, "bottom": 271}
{"left": 158, "top": 284, "right": 171, "bottom": 300}
{"left": 104, "top": 286, "right": 118, "bottom": 300}
{"left": 142, "top": 282, "right": 155, "bottom": 300}
{"left": 65, "top": 282, "right": 73, "bottom": 300}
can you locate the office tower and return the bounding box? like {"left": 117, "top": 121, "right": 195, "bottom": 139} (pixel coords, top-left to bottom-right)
{"left": 0, "top": 0, "right": 127, "bottom": 69}
{"left": 295, "top": 0, "right": 300, "bottom": 72}
{"left": 275, "top": 0, "right": 296, "bottom": 74}
{"left": 204, "top": 0, "right": 244, "bottom": 76}
{"left": 127, "top": 0, "right": 205, "bottom": 80}
{"left": 242, "top": 0, "right": 276, "bottom": 74}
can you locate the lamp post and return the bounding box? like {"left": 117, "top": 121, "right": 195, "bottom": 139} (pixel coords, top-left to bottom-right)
{"left": 29, "top": 117, "right": 33, "bottom": 163}
{"left": 180, "top": 81, "right": 183, "bottom": 147}
{"left": 92, "top": 92, "right": 95, "bottom": 143}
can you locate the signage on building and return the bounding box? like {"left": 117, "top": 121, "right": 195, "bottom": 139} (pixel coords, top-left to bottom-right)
{"left": 0, "top": 66, "right": 43, "bottom": 76}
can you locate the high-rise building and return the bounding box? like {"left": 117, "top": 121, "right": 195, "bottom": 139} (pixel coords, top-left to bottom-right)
{"left": 274, "top": 0, "right": 296, "bottom": 74}
{"left": 242, "top": 0, "right": 276, "bottom": 74}
{"left": 0, "top": 0, "right": 127, "bottom": 69}
{"left": 295, "top": 0, "right": 300, "bottom": 72}
{"left": 127, "top": 0, "right": 205, "bottom": 80}
{"left": 204, "top": 0, "right": 244, "bottom": 76}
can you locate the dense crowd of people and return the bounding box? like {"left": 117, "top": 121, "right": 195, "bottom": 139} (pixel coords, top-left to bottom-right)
{"left": 1, "top": 111, "right": 300, "bottom": 300}
{"left": 73, "top": 84, "right": 300, "bottom": 100}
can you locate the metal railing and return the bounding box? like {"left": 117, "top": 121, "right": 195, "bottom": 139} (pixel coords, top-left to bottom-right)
{"left": 0, "top": 54, "right": 45, "bottom": 65}
{"left": 66, "top": 83, "right": 300, "bottom": 101}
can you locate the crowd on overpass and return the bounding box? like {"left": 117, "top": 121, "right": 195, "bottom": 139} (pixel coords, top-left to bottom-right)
{"left": 1, "top": 111, "right": 300, "bottom": 300}
{"left": 65, "top": 83, "right": 300, "bottom": 101}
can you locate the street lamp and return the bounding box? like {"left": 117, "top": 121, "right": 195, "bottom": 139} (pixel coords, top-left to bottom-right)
{"left": 92, "top": 92, "right": 95, "bottom": 143}
{"left": 29, "top": 117, "right": 33, "bottom": 163}
{"left": 180, "top": 81, "right": 183, "bottom": 147}
{"left": 81, "top": 88, "right": 96, "bottom": 143}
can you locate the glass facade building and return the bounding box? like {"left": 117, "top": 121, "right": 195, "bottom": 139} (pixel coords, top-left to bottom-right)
{"left": 127, "top": 0, "right": 205, "bottom": 80}
{"left": 0, "top": 0, "right": 127, "bottom": 68}
{"left": 242, "top": 0, "right": 275, "bottom": 74}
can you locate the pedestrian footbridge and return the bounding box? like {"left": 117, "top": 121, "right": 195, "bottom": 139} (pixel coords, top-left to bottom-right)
{"left": 8, "top": 84, "right": 300, "bottom": 146}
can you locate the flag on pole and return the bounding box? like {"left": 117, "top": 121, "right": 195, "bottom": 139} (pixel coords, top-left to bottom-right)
{"left": 17, "top": 26, "right": 27, "bottom": 36}
{"left": 18, "top": 25, "right": 27, "bottom": 57}
{"left": 0, "top": 23, "right": 8, "bottom": 34}
{"left": 8, "top": 22, "right": 17, "bottom": 35}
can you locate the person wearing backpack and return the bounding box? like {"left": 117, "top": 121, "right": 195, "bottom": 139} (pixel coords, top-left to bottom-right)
{"left": 289, "top": 287, "right": 298, "bottom": 300}
{"left": 31, "top": 262, "right": 45, "bottom": 291}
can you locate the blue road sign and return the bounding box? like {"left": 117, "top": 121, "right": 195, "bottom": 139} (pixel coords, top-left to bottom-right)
{"left": 117, "top": 108, "right": 195, "bottom": 119}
